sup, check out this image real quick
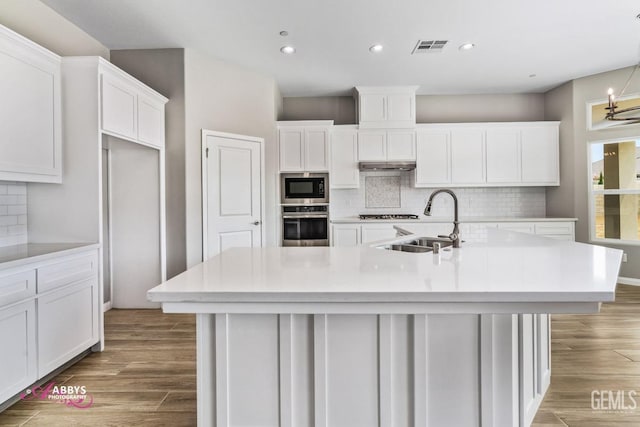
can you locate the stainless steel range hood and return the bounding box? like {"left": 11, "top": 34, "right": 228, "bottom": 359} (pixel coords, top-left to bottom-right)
{"left": 358, "top": 161, "right": 416, "bottom": 171}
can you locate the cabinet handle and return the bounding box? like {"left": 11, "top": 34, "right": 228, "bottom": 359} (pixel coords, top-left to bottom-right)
{"left": 382, "top": 97, "right": 387, "bottom": 120}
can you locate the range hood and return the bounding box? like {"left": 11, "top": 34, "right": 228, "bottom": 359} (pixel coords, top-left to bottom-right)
{"left": 358, "top": 161, "right": 416, "bottom": 171}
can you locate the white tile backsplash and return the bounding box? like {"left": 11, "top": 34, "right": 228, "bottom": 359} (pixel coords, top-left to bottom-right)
{"left": 330, "top": 172, "right": 546, "bottom": 218}
{"left": 0, "top": 182, "right": 27, "bottom": 247}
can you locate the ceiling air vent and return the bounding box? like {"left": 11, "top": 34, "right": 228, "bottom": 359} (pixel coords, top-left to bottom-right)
{"left": 412, "top": 40, "right": 448, "bottom": 54}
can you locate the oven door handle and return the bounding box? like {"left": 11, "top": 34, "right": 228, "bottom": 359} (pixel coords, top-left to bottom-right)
{"left": 282, "top": 215, "right": 329, "bottom": 219}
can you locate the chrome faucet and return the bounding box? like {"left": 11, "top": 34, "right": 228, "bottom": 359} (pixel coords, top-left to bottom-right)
{"left": 424, "top": 189, "right": 461, "bottom": 248}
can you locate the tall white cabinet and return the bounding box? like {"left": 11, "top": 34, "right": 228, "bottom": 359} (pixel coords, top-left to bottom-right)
{"left": 0, "top": 25, "right": 61, "bottom": 183}
{"left": 28, "top": 57, "right": 168, "bottom": 309}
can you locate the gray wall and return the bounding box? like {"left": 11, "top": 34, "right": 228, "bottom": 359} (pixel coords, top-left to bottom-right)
{"left": 110, "top": 49, "right": 187, "bottom": 279}
{"left": 184, "top": 48, "right": 280, "bottom": 268}
{"left": 281, "top": 96, "right": 356, "bottom": 124}
{"left": 280, "top": 93, "right": 545, "bottom": 123}
{"left": 0, "top": 0, "right": 109, "bottom": 58}
{"left": 544, "top": 81, "right": 576, "bottom": 219}
{"left": 544, "top": 66, "right": 640, "bottom": 279}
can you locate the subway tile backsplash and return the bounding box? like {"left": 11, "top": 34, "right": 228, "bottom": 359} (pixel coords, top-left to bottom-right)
{"left": 0, "top": 182, "right": 27, "bottom": 247}
{"left": 330, "top": 172, "right": 546, "bottom": 218}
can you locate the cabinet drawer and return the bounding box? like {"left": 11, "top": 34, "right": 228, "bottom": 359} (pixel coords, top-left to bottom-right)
{"left": 534, "top": 222, "right": 574, "bottom": 236}
{"left": 0, "top": 268, "right": 36, "bottom": 307}
{"left": 497, "top": 223, "right": 535, "bottom": 234}
{"left": 37, "top": 252, "right": 98, "bottom": 294}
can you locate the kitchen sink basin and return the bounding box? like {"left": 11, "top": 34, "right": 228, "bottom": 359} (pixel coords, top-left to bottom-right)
{"left": 380, "top": 236, "right": 454, "bottom": 253}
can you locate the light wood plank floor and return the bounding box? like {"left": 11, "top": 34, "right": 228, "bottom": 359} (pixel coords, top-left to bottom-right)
{"left": 2, "top": 285, "right": 640, "bottom": 426}
{"left": 0, "top": 309, "right": 197, "bottom": 426}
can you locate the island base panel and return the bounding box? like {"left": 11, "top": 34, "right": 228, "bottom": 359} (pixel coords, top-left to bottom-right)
{"left": 194, "top": 312, "right": 549, "bottom": 427}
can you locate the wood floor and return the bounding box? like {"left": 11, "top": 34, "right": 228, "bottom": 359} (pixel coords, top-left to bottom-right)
{"left": 2, "top": 285, "right": 640, "bottom": 426}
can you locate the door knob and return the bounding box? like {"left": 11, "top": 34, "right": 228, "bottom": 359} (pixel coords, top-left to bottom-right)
{"left": 252, "top": 221, "right": 261, "bottom": 226}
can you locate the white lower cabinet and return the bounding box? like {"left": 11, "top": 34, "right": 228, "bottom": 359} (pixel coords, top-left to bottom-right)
{"left": 38, "top": 279, "right": 98, "bottom": 376}
{"left": 331, "top": 220, "right": 575, "bottom": 246}
{"left": 0, "top": 300, "right": 37, "bottom": 403}
{"left": 0, "top": 246, "right": 99, "bottom": 405}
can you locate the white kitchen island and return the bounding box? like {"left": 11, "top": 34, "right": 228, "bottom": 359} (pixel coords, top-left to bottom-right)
{"left": 148, "top": 229, "right": 622, "bottom": 427}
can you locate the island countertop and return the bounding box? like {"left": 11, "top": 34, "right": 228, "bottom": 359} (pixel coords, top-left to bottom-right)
{"left": 148, "top": 229, "right": 622, "bottom": 313}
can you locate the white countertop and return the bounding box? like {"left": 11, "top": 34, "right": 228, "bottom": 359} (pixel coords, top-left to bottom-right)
{"left": 331, "top": 216, "right": 578, "bottom": 224}
{"left": 0, "top": 243, "right": 100, "bottom": 270}
{"left": 148, "top": 229, "right": 621, "bottom": 311}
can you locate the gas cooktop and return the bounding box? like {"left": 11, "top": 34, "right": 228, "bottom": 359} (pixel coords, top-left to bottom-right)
{"left": 359, "top": 214, "right": 419, "bottom": 220}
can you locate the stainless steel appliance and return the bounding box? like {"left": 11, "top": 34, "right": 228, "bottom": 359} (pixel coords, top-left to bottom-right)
{"left": 280, "top": 173, "right": 329, "bottom": 205}
{"left": 282, "top": 205, "right": 329, "bottom": 246}
{"left": 359, "top": 214, "right": 419, "bottom": 220}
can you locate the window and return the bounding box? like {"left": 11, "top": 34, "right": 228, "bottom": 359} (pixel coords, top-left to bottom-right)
{"left": 589, "top": 138, "right": 640, "bottom": 244}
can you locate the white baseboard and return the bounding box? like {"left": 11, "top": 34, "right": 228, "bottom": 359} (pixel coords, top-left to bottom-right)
{"left": 618, "top": 276, "right": 640, "bottom": 286}
{"left": 103, "top": 301, "right": 112, "bottom": 312}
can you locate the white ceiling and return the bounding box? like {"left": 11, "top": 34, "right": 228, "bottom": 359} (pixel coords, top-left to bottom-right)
{"left": 42, "top": 0, "right": 640, "bottom": 97}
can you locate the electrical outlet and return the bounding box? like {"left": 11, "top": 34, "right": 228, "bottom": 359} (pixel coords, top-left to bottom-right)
{"left": 623, "top": 253, "right": 628, "bottom": 263}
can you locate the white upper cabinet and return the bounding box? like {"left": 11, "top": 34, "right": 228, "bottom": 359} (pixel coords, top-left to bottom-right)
{"left": 355, "top": 86, "right": 418, "bottom": 128}
{"left": 100, "top": 60, "right": 167, "bottom": 149}
{"left": 358, "top": 129, "right": 416, "bottom": 161}
{"left": 521, "top": 125, "right": 559, "bottom": 185}
{"left": 486, "top": 128, "right": 521, "bottom": 184}
{"left": 278, "top": 121, "right": 332, "bottom": 172}
{"left": 0, "top": 25, "right": 61, "bottom": 183}
{"left": 415, "top": 130, "right": 450, "bottom": 187}
{"left": 451, "top": 128, "right": 485, "bottom": 184}
{"left": 414, "top": 122, "right": 559, "bottom": 187}
{"left": 330, "top": 127, "right": 359, "bottom": 188}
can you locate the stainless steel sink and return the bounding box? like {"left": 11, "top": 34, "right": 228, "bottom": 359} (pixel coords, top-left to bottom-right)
{"left": 381, "top": 236, "right": 454, "bottom": 253}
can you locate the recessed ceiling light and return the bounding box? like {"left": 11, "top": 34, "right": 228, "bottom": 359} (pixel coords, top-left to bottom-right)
{"left": 280, "top": 46, "right": 296, "bottom": 54}
{"left": 459, "top": 43, "right": 475, "bottom": 51}
{"left": 369, "top": 44, "right": 383, "bottom": 53}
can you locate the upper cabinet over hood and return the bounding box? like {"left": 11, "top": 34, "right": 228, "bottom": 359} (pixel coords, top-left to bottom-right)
{"left": 354, "top": 86, "right": 418, "bottom": 129}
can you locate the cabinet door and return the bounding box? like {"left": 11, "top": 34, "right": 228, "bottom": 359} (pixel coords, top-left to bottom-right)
{"left": 304, "top": 128, "right": 329, "bottom": 171}
{"left": 332, "top": 224, "right": 360, "bottom": 247}
{"left": 486, "top": 128, "right": 520, "bottom": 183}
{"left": 361, "top": 224, "right": 397, "bottom": 244}
{"left": 450, "top": 129, "right": 485, "bottom": 184}
{"left": 415, "top": 130, "right": 450, "bottom": 186}
{"left": 0, "top": 29, "right": 61, "bottom": 183}
{"left": 387, "top": 130, "right": 416, "bottom": 161}
{"left": 38, "top": 279, "right": 98, "bottom": 376}
{"left": 0, "top": 300, "right": 37, "bottom": 403}
{"left": 386, "top": 94, "right": 414, "bottom": 122}
{"left": 279, "top": 127, "right": 305, "bottom": 171}
{"left": 359, "top": 93, "right": 386, "bottom": 123}
{"left": 521, "top": 126, "right": 559, "bottom": 185}
{"left": 330, "top": 130, "right": 359, "bottom": 188}
{"left": 101, "top": 74, "right": 138, "bottom": 140}
{"left": 137, "top": 93, "right": 165, "bottom": 148}
{"left": 358, "top": 131, "right": 387, "bottom": 161}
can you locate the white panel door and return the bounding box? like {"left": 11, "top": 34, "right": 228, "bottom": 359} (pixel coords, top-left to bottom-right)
{"left": 330, "top": 130, "right": 359, "bottom": 188}
{"left": 279, "top": 128, "right": 304, "bottom": 171}
{"left": 205, "top": 133, "right": 263, "bottom": 259}
{"left": 415, "top": 130, "right": 450, "bottom": 186}
{"left": 486, "top": 128, "right": 520, "bottom": 183}
{"left": 521, "top": 126, "right": 559, "bottom": 184}
{"left": 304, "top": 128, "right": 329, "bottom": 171}
{"left": 450, "top": 128, "right": 485, "bottom": 184}
{"left": 387, "top": 130, "right": 416, "bottom": 161}
{"left": 358, "top": 131, "right": 387, "bottom": 161}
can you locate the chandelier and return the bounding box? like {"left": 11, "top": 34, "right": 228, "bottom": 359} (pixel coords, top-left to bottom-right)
{"left": 605, "top": 62, "right": 640, "bottom": 123}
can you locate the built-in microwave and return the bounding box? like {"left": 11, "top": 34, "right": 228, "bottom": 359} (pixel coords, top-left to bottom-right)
{"left": 280, "top": 173, "right": 329, "bottom": 205}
